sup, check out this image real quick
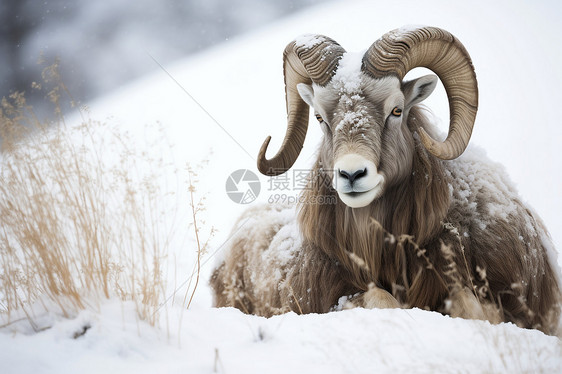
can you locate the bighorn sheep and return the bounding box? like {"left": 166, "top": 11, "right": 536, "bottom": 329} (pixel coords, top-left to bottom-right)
{"left": 211, "top": 26, "right": 561, "bottom": 334}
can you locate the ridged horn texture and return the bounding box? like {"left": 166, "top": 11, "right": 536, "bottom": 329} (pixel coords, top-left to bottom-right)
{"left": 362, "top": 26, "right": 478, "bottom": 160}
{"left": 257, "top": 36, "right": 346, "bottom": 176}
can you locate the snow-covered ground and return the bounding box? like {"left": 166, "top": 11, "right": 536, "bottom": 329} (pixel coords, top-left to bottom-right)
{"left": 1, "top": 0, "right": 562, "bottom": 372}
{"left": 3, "top": 303, "right": 560, "bottom": 373}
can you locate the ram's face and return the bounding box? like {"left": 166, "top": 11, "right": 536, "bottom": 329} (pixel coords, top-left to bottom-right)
{"left": 257, "top": 28, "right": 477, "bottom": 203}
{"left": 298, "top": 64, "right": 437, "bottom": 208}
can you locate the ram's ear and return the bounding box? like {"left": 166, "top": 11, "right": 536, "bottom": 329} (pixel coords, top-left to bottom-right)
{"left": 297, "top": 83, "right": 315, "bottom": 107}
{"left": 402, "top": 75, "right": 438, "bottom": 109}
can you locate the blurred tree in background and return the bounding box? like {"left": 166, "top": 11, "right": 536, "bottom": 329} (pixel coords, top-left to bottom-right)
{"left": 0, "top": 0, "right": 327, "bottom": 117}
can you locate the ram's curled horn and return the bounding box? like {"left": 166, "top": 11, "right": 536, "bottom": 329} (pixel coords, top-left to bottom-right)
{"left": 257, "top": 35, "right": 346, "bottom": 176}
{"left": 362, "top": 26, "right": 478, "bottom": 160}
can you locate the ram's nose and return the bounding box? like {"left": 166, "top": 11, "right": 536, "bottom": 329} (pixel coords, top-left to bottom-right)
{"left": 338, "top": 168, "right": 367, "bottom": 186}
{"left": 333, "top": 153, "right": 385, "bottom": 208}
{"left": 333, "top": 154, "right": 375, "bottom": 192}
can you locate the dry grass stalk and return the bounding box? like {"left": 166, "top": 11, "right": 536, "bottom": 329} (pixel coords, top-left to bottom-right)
{"left": 361, "top": 218, "right": 507, "bottom": 317}
{"left": 184, "top": 161, "right": 215, "bottom": 309}
{"left": 0, "top": 68, "right": 179, "bottom": 329}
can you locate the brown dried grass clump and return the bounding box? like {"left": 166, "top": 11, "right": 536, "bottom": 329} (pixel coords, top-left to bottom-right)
{"left": 0, "top": 73, "right": 179, "bottom": 330}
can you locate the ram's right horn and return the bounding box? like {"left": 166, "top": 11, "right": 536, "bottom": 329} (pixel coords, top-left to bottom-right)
{"left": 257, "top": 35, "right": 346, "bottom": 176}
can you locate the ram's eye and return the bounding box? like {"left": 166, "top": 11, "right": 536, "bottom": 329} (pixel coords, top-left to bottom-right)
{"left": 391, "top": 107, "right": 402, "bottom": 117}
{"left": 315, "top": 114, "right": 324, "bottom": 122}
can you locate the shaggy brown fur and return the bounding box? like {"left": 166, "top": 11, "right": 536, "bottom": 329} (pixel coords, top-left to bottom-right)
{"left": 212, "top": 107, "right": 561, "bottom": 335}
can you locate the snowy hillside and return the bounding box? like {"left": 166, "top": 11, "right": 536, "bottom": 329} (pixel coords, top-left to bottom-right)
{"left": 1, "top": 0, "right": 562, "bottom": 372}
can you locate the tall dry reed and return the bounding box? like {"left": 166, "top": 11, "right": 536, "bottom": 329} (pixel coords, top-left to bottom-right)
{"left": 0, "top": 69, "right": 182, "bottom": 329}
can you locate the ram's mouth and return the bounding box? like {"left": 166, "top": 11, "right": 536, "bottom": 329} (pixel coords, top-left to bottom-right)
{"left": 337, "top": 184, "right": 383, "bottom": 208}
{"left": 343, "top": 190, "right": 374, "bottom": 198}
